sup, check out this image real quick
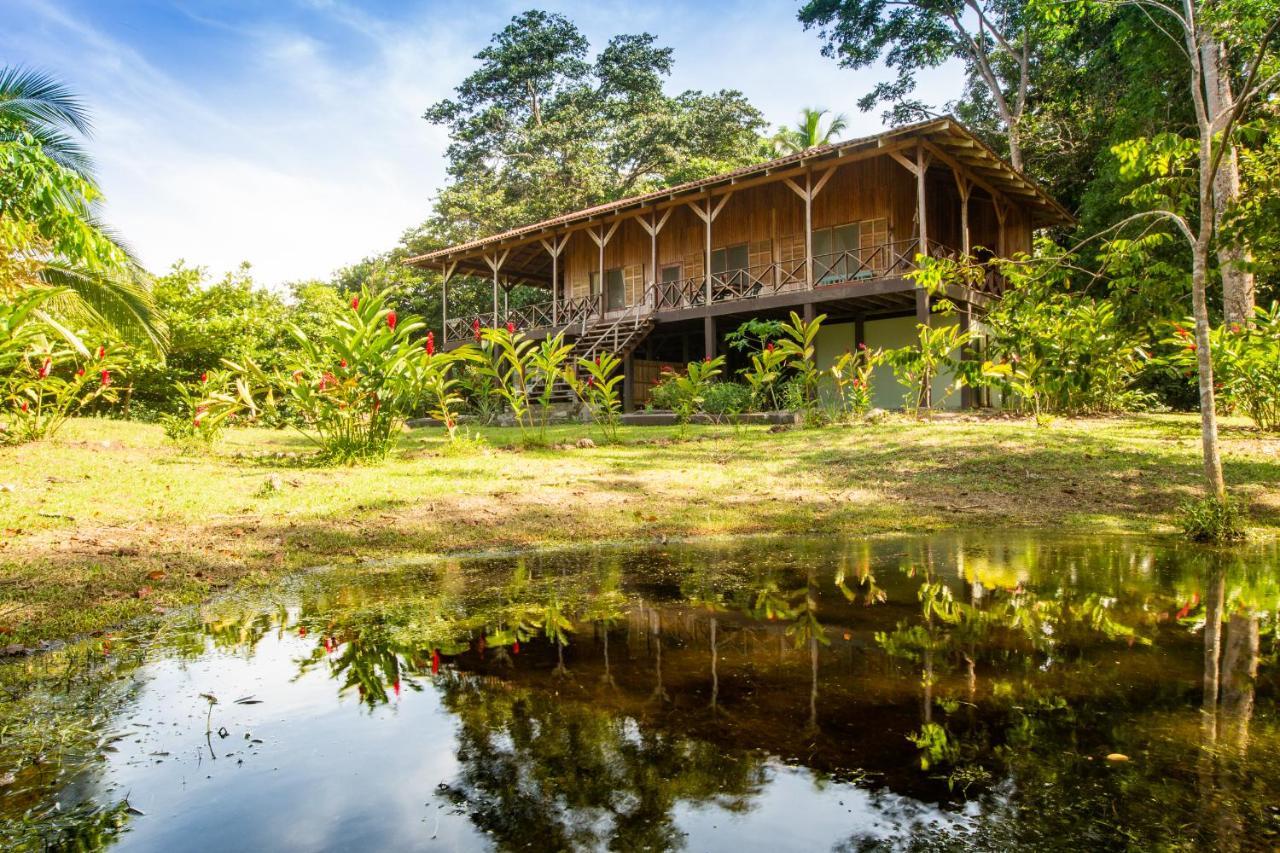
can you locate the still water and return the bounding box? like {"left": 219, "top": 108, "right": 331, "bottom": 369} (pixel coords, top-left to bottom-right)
{"left": 3, "top": 532, "right": 1279, "bottom": 851}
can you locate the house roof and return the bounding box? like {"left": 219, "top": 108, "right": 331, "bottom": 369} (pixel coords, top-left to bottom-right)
{"left": 405, "top": 117, "right": 1074, "bottom": 283}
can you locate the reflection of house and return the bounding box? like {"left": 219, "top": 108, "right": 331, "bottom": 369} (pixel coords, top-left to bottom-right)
{"left": 407, "top": 117, "right": 1073, "bottom": 409}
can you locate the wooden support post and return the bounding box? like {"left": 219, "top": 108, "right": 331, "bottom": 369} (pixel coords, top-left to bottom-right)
{"left": 540, "top": 233, "right": 570, "bottom": 326}
{"left": 916, "top": 142, "right": 930, "bottom": 258}
{"left": 483, "top": 249, "right": 509, "bottom": 324}
{"left": 440, "top": 260, "right": 456, "bottom": 343}
{"left": 687, "top": 192, "right": 732, "bottom": 309}
{"left": 958, "top": 304, "right": 973, "bottom": 409}
{"left": 704, "top": 315, "right": 716, "bottom": 360}
{"left": 915, "top": 288, "right": 931, "bottom": 326}
{"left": 587, "top": 221, "right": 621, "bottom": 314}
{"left": 623, "top": 354, "right": 635, "bottom": 414}
{"left": 637, "top": 208, "right": 672, "bottom": 309}
{"left": 854, "top": 316, "right": 866, "bottom": 350}
{"left": 803, "top": 302, "right": 815, "bottom": 324}
{"left": 954, "top": 172, "right": 972, "bottom": 257}
{"left": 992, "top": 200, "right": 1009, "bottom": 258}
{"left": 783, "top": 166, "right": 834, "bottom": 291}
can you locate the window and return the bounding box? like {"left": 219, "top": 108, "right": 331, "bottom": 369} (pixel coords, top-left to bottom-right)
{"left": 812, "top": 219, "right": 889, "bottom": 282}
{"left": 710, "top": 243, "right": 749, "bottom": 276}
{"left": 660, "top": 264, "right": 683, "bottom": 284}
{"left": 605, "top": 268, "right": 625, "bottom": 311}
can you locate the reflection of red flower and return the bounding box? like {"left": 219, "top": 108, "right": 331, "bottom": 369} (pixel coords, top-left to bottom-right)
{"left": 393, "top": 679, "right": 401, "bottom": 698}
{"left": 431, "top": 649, "right": 440, "bottom": 675}
{"left": 513, "top": 640, "right": 519, "bottom": 655}
{"left": 298, "top": 626, "right": 307, "bottom": 637}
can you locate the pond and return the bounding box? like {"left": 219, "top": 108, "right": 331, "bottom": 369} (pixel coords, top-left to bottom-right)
{"left": 3, "top": 532, "right": 1279, "bottom": 851}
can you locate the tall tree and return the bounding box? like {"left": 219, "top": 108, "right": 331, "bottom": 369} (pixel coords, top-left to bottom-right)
{"left": 798, "top": 0, "right": 1039, "bottom": 170}
{"left": 771, "top": 107, "right": 849, "bottom": 154}
{"left": 0, "top": 66, "right": 94, "bottom": 181}
{"left": 1098, "top": 0, "right": 1280, "bottom": 498}
{"left": 423, "top": 11, "right": 767, "bottom": 242}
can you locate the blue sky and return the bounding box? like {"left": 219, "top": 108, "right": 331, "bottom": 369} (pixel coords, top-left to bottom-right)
{"left": 3, "top": 1, "right": 965, "bottom": 288}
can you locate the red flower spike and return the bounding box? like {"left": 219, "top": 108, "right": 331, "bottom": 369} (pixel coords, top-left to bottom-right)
{"left": 76, "top": 368, "right": 85, "bottom": 377}
{"left": 858, "top": 342, "right": 867, "bottom": 350}
{"left": 351, "top": 296, "right": 359, "bottom": 310}
{"left": 20, "top": 401, "right": 29, "bottom": 413}
{"left": 386, "top": 311, "right": 397, "bottom": 330}
{"left": 96, "top": 346, "right": 106, "bottom": 360}
{"left": 39, "top": 358, "right": 52, "bottom": 379}
{"left": 340, "top": 359, "right": 348, "bottom": 369}
{"left": 765, "top": 343, "right": 774, "bottom": 353}
{"left": 704, "top": 355, "right": 711, "bottom": 362}
{"left": 200, "top": 372, "right": 208, "bottom": 384}
{"left": 473, "top": 319, "right": 482, "bottom": 341}
{"left": 506, "top": 322, "right": 515, "bottom": 334}
{"left": 425, "top": 331, "right": 435, "bottom": 356}
{"left": 100, "top": 370, "right": 112, "bottom": 388}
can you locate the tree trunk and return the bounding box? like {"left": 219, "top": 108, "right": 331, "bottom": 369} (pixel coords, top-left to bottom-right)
{"left": 1201, "top": 36, "right": 1256, "bottom": 324}
{"left": 1191, "top": 236, "right": 1226, "bottom": 498}
{"left": 1007, "top": 119, "right": 1023, "bottom": 172}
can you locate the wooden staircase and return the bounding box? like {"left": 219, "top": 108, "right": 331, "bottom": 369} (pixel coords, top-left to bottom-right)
{"left": 534, "top": 306, "right": 655, "bottom": 404}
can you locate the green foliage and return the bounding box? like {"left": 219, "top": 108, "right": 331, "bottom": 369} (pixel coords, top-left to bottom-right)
{"left": 657, "top": 356, "right": 725, "bottom": 435}
{"left": 567, "top": 352, "right": 624, "bottom": 441}
{"left": 824, "top": 344, "right": 880, "bottom": 420}
{"left": 1178, "top": 494, "right": 1247, "bottom": 543}
{"left": 478, "top": 325, "right": 539, "bottom": 439}
{"left": 219, "top": 289, "right": 466, "bottom": 463}
{"left": 700, "top": 381, "right": 753, "bottom": 420}
{"left": 774, "top": 311, "right": 825, "bottom": 412}
{"left": 528, "top": 332, "right": 574, "bottom": 437}
{"left": 738, "top": 344, "right": 788, "bottom": 412}
{"left": 1, "top": 343, "right": 120, "bottom": 445}
{"left": 160, "top": 370, "right": 232, "bottom": 452}
{"left": 724, "top": 318, "right": 784, "bottom": 353}
{"left": 422, "top": 11, "right": 767, "bottom": 243}
{"left": 884, "top": 322, "right": 971, "bottom": 417}
{"left": 770, "top": 107, "right": 848, "bottom": 154}
{"left": 1159, "top": 304, "right": 1280, "bottom": 431}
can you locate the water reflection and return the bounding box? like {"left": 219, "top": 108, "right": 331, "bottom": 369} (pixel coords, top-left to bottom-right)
{"left": 3, "top": 533, "right": 1279, "bottom": 851}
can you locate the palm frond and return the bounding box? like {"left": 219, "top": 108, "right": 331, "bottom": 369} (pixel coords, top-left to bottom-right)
{"left": 0, "top": 66, "right": 93, "bottom": 136}
{"left": 38, "top": 261, "right": 169, "bottom": 354}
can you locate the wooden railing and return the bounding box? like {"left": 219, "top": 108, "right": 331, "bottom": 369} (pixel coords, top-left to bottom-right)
{"left": 445, "top": 239, "right": 1003, "bottom": 342}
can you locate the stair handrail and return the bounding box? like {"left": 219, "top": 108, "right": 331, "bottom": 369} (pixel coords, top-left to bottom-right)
{"left": 578, "top": 299, "right": 648, "bottom": 363}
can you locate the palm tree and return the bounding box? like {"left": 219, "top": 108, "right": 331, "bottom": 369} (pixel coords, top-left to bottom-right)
{"left": 0, "top": 66, "right": 94, "bottom": 181}
{"left": 1, "top": 66, "right": 165, "bottom": 351}
{"left": 771, "top": 108, "right": 849, "bottom": 156}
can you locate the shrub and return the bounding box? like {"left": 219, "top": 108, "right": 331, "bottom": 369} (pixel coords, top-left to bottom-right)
{"left": 825, "top": 344, "right": 880, "bottom": 420}
{"left": 701, "top": 381, "right": 753, "bottom": 418}
{"left": 1, "top": 343, "right": 121, "bottom": 445}
{"left": 1178, "top": 494, "right": 1247, "bottom": 543}
{"left": 774, "top": 311, "right": 825, "bottom": 411}
{"left": 885, "top": 322, "right": 971, "bottom": 417}
{"left": 160, "top": 370, "right": 232, "bottom": 452}
{"left": 220, "top": 288, "right": 468, "bottom": 463}
{"left": 567, "top": 352, "right": 624, "bottom": 442}
{"left": 1162, "top": 303, "right": 1280, "bottom": 431}
{"left": 664, "top": 356, "right": 725, "bottom": 434}
{"left": 739, "top": 343, "right": 788, "bottom": 411}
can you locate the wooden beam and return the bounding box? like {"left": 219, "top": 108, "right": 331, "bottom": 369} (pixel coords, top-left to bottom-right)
{"left": 915, "top": 142, "right": 929, "bottom": 259}
{"left": 709, "top": 189, "right": 734, "bottom": 221}
{"left": 810, "top": 166, "right": 837, "bottom": 199}
{"left": 954, "top": 172, "right": 972, "bottom": 257}
{"left": 803, "top": 170, "right": 814, "bottom": 289}
{"left": 889, "top": 149, "right": 918, "bottom": 177}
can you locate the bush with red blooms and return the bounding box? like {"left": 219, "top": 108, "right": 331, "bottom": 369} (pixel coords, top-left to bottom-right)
{"left": 1, "top": 300, "right": 122, "bottom": 445}
{"left": 217, "top": 287, "right": 478, "bottom": 462}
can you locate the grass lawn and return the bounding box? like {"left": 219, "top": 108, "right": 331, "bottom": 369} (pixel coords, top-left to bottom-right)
{"left": 0, "top": 413, "right": 1277, "bottom": 647}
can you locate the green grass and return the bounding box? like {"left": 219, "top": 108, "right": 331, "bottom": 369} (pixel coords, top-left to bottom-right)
{"left": 1, "top": 413, "right": 1276, "bottom": 647}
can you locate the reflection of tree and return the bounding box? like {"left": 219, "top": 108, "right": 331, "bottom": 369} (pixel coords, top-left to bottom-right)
{"left": 436, "top": 680, "right": 767, "bottom": 852}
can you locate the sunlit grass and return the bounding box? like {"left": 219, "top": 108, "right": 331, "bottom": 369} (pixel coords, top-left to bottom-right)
{"left": 0, "top": 413, "right": 1276, "bottom": 646}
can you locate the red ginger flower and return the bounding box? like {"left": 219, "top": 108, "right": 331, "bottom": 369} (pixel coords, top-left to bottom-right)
{"left": 340, "top": 359, "right": 348, "bottom": 369}
{"left": 473, "top": 318, "right": 482, "bottom": 341}
{"left": 506, "top": 321, "right": 515, "bottom": 334}
{"left": 96, "top": 345, "right": 106, "bottom": 360}
{"left": 20, "top": 401, "right": 28, "bottom": 413}
{"left": 100, "top": 369, "right": 112, "bottom": 387}
{"left": 76, "top": 368, "right": 85, "bottom": 377}
{"left": 351, "top": 296, "right": 359, "bottom": 310}
{"left": 38, "top": 358, "right": 51, "bottom": 379}
{"left": 425, "top": 331, "right": 435, "bottom": 356}
{"left": 765, "top": 343, "right": 774, "bottom": 353}
{"left": 386, "top": 311, "right": 397, "bottom": 330}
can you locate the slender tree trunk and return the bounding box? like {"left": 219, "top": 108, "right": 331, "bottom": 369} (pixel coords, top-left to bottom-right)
{"left": 1191, "top": 233, "right": 1226, "bottom": 498}
{"left": 1201, "top": 37, "right": 1256, "bottom": 324}
{"left": 1006, "top": 119, "right": 1023, "bottom": 172}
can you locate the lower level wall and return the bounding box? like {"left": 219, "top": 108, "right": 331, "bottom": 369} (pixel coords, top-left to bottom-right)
{"left": 814, "top": 316, "right": 965, "bottom": 411}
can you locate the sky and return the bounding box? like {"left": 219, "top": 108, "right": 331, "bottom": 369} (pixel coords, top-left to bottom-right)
{"left": 2, "top": 0, "right": 966, "bottom": 290}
